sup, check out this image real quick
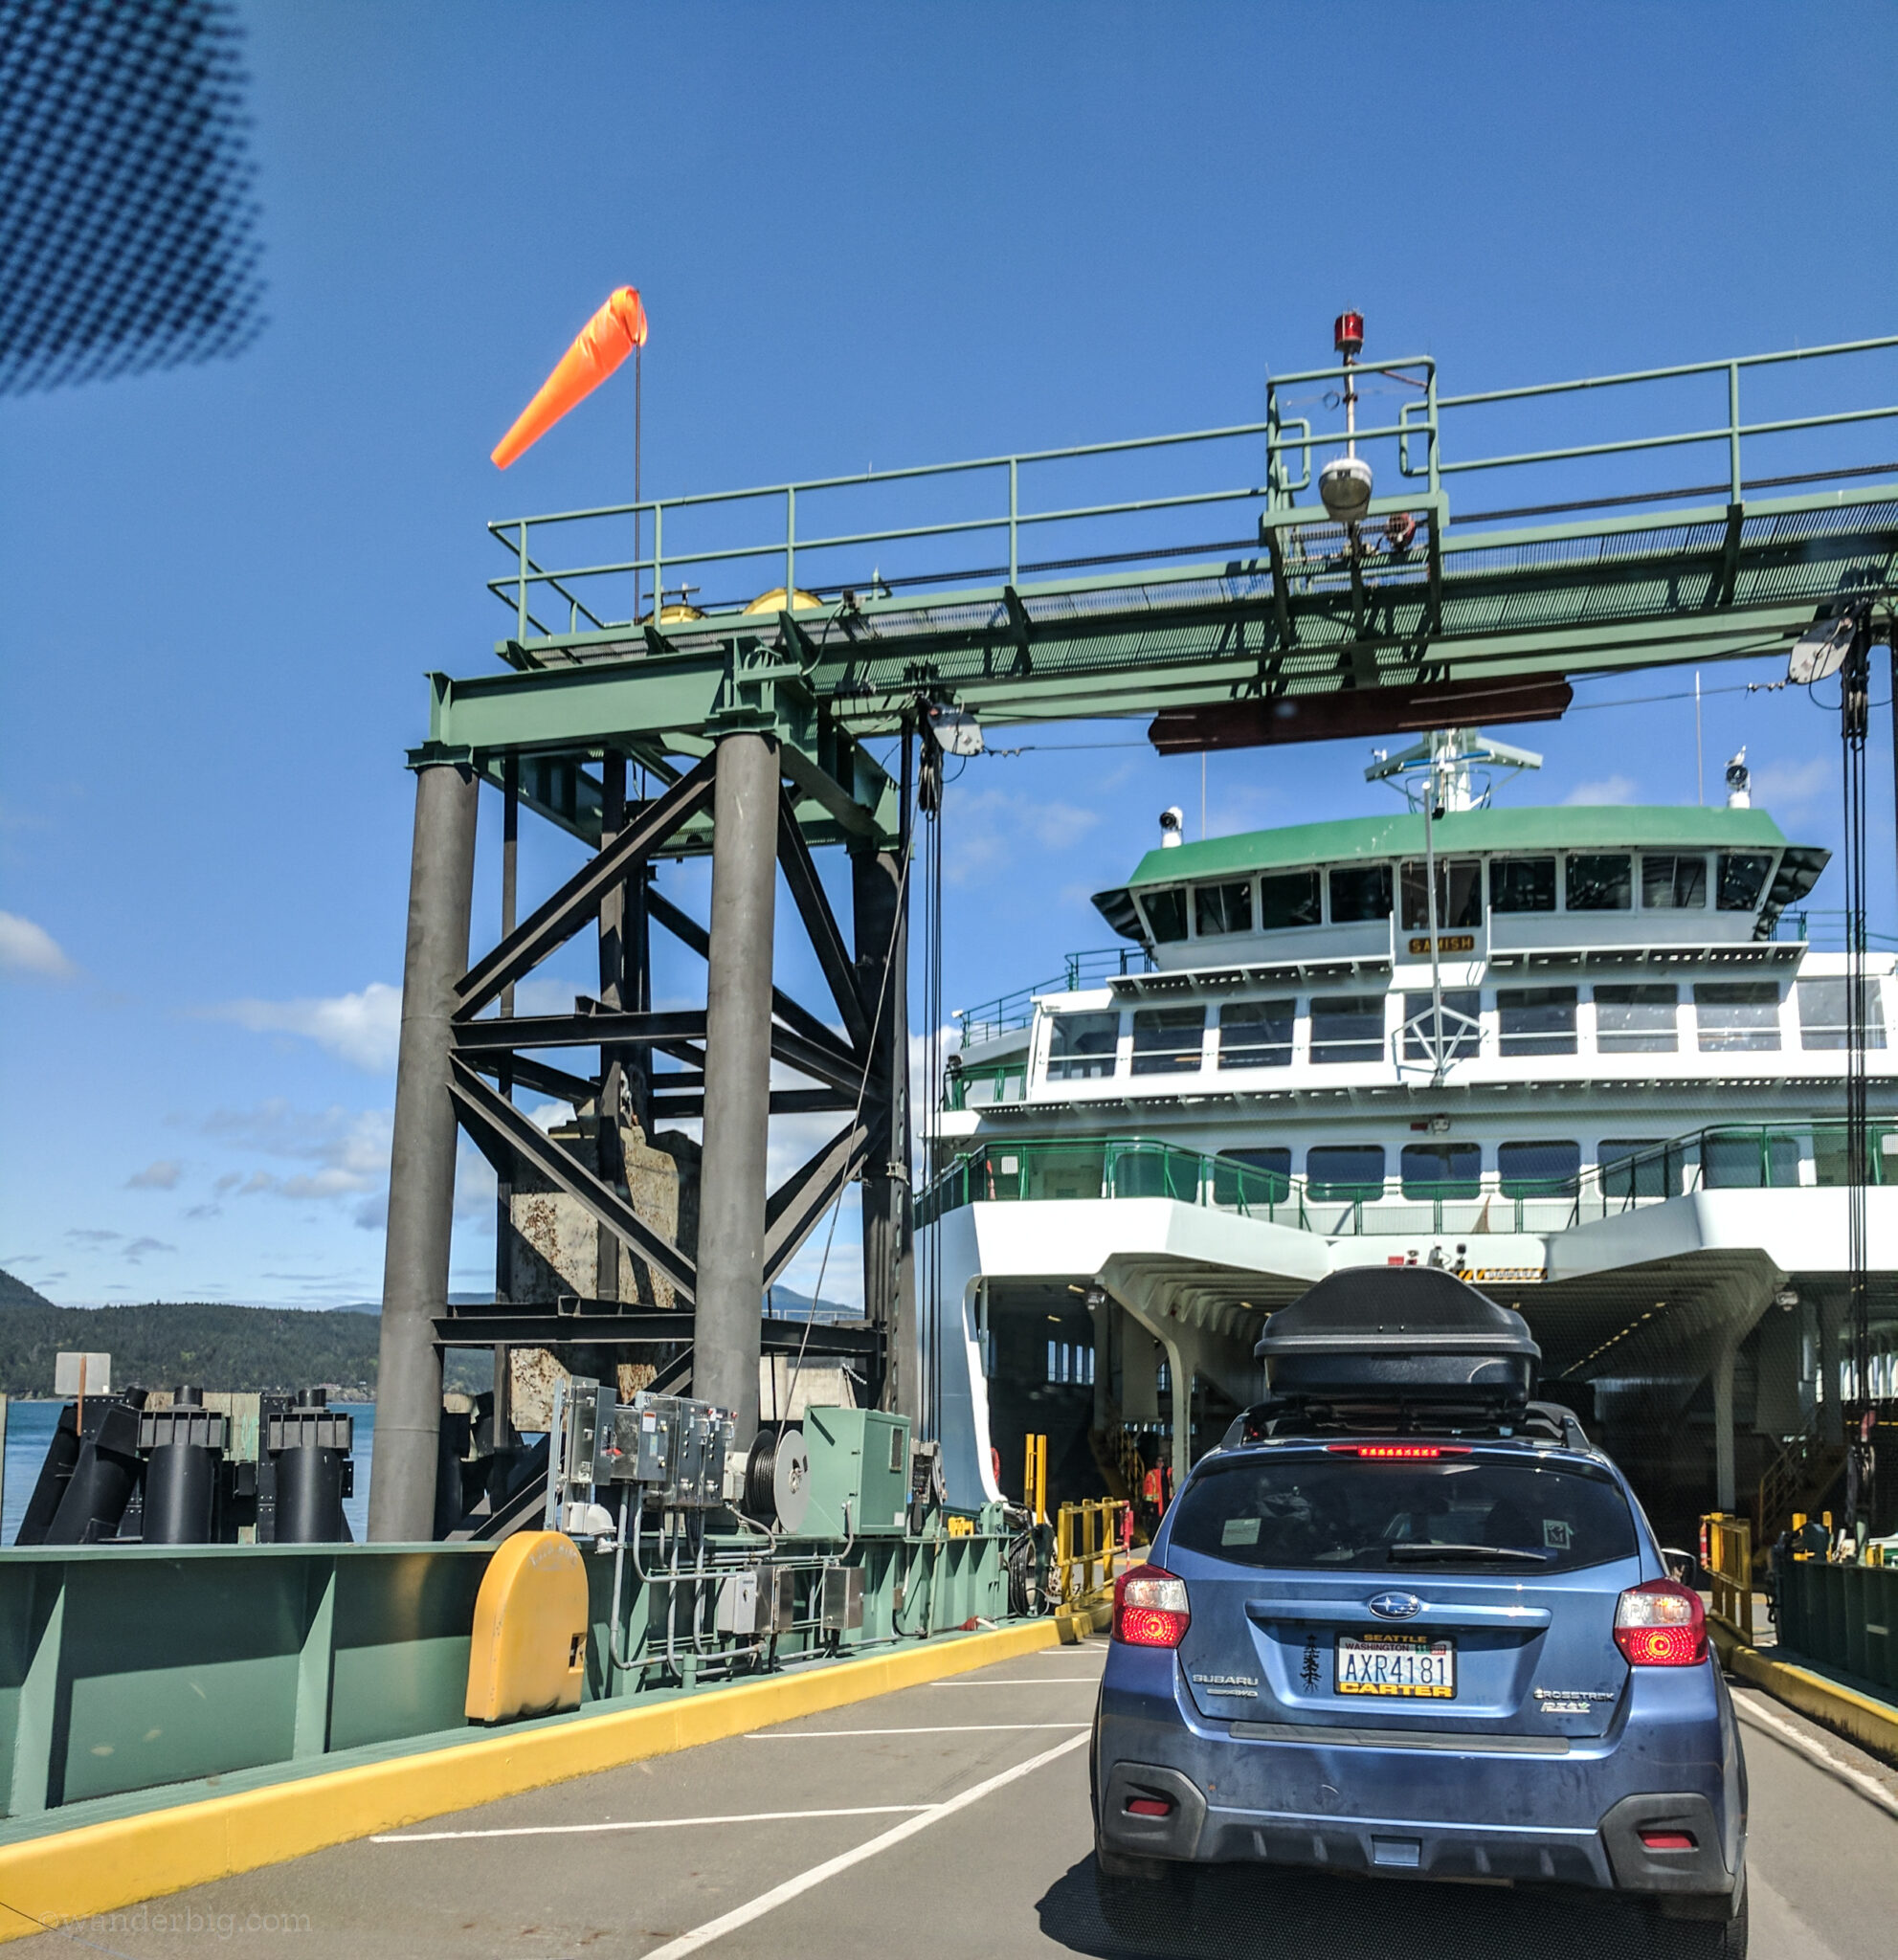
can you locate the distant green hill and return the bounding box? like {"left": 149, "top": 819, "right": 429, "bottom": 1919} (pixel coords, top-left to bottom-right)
{"left": 0, "top": 1269, "right": 57, "bottom": 1312}
{"left": 0, "top": 1296, "right": 383, "bottom": 1397}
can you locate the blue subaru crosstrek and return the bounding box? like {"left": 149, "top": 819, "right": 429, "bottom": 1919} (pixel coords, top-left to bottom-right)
{"left": 1091, "top": 1270, "right": 1748, "bottom": 1952}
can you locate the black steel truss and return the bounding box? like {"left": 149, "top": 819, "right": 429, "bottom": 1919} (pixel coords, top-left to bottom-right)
{"left": 446, "top": 738, "right": 890, "bottom": 1339}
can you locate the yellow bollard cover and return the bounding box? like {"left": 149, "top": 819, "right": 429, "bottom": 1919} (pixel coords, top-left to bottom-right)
{"left": 465, "top": 1531, "right": 591, "bottom": 1723}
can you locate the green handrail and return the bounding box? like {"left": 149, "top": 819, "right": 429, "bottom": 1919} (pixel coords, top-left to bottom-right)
{"left": 916, "top": 1121, "right": 1898, "bottom": 1235}
{"left": 487, "top": 333, "right": 1898, "bottom": 643}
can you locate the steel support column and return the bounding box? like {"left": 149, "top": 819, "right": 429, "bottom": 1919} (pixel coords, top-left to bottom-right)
{"left": 853, "top": 841, "right": 913, "bottom": 1420}
{"left": 370, "top": 760, "right": 479, "bottom": 1541}
{"left": 694, "top": 734, "right": 779, "bottom": 1445}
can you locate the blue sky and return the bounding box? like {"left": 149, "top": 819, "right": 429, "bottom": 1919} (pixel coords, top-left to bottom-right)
{"left": 5, "top": 2, "right": 1897, "bottom": 1308}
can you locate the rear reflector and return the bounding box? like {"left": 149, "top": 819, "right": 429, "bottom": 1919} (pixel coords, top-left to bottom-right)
{"left": 1126, "top": 1796, "right": 1174, "bottom": 1817}
{"left": 1614, "top": 1578, "right": 1708, "bottom": 1666}
{"left": 1640, "top": 1831, "right": 1697, "bottom": 1852}
{"left": 1325, "top": 1443, "right": 1472, "bottom": 1459}
{"left": 1113, "top": 1564, "right": 1191, "bottom": 1648}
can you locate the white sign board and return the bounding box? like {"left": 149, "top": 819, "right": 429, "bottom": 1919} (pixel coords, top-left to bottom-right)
{"left": 54, "top": 1351, "right": 111, "bottom": 1396}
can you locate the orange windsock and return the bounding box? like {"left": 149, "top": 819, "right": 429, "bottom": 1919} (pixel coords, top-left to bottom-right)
{"left": 491, "top": 286, "right": 649, "bottom": 468}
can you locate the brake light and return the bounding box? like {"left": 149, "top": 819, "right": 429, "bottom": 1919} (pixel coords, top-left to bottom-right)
{"left": 1640, "top": 1831, "right": 1696, "bottom": 1852}
{"left": 1325, "top": 1443, "right": 1472, "bottom": 1459}
{"left": 1614, "top": 1579, "right": 1707, "bottom": 1666}
{"left": 1113, "top": 1563, "right": 1190, "bottom": 1648}
{"left": 1126, "top": 1796, "right": 1174, "bottom": 1817}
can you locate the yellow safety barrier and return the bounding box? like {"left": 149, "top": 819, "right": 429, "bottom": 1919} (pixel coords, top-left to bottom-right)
{"left": 1702, "top": 1510, "right": 1753, "bottom": 1645}
{"left": 1023, "top": 1433, "right": 1049, "bottom": 1525}
{"left": 1053, "top": 1497, "right": 1134, "bottom": 1641}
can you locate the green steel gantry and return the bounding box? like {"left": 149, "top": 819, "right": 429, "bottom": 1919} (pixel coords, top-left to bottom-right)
{"left": 371, "top": 331, "right": 1898, "bottom": 1539}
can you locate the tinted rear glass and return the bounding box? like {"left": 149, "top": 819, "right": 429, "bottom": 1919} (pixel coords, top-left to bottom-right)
{"left": 1171, "top": 1453, "right": 1637, "bottom": 1574}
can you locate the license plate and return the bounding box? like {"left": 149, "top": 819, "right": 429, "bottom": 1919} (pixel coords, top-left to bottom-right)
{"left": 1335, "top": 1632, "right": 1456, "bottom": 1699}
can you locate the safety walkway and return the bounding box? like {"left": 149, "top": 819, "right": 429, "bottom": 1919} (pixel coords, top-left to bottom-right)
{"left": 12, "top": 1638, "right": 1897, "bottom": 1959}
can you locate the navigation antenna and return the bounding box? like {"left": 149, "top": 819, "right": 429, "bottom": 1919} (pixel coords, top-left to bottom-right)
{"left": 1368, "top": 728, "right": 1544, "bottom": 1084}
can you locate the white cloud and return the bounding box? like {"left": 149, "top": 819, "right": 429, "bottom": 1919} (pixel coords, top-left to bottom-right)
{"left": 123, "top": 1236, "right": 175, "bottom": 1264}
{"left": 944, "top": 788, "right": 1101, "bottom": 886}
{"left": 1562, "top": 774, "right": 1640, "bottom": 808}
{"left": 126, "top": 1159, "right": 182, "bottom": 1191}
{"left": 201, "top": 1101, "right": 393, "bottom": 1204}
{"left": 0, "top": 910, "right": 78, "bottom": 980}
{"left": 213, "top": 982, "right": 403, "bottom": 1072}
{"left": 1751, "top": 755, "right": 1834, "bottom": 813}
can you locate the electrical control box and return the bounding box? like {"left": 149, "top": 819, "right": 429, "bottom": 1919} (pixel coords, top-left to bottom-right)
{"left": 555, "top": 1377, "right": 617, "bottom": 1497}
{"left": 607, "top": 1393, "right": 732, "bottom": 1507}
{"left": 799, "top": 1407, "right": 912, "bottom": 1539}
{"left": 821, "top": 1565, "right": 865, "bottom": 1633}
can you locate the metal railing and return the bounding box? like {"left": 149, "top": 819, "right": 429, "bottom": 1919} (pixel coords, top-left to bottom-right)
{"left": 941, "top": 1060, "right": 1029, "bottom": 1112}
{"left": 1768, "top": 908, "right": 1898, "bottom": 951}
{"left": 1702, "top": 1511, "right": 1755, "bottom": 1645}
{"left": 487, "top": 334, "right": 1898, "bottom": 645}
{"left": 917, "top": 1122, "right": 1898, "bottom": 1235}
{"left": 953, "top": 947, "right": 1153, "bottom": 1050}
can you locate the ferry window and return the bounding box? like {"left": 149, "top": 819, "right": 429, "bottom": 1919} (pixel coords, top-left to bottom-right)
{"left": 1329, "top": 863, "right": 1393, "bottom": 923}
{"left": 1308, "top": 994, "right": 1387, "bottom": 1064}
{"left": 1139, "top": 886, "right": 1190, "bottom": 943}
{"left": 1217, "top": 998, "right": 1295, "bottom": 1069}
{"left": 1400, "top": 858, "right": 1483, "bottom": 931}
{"left": 1565, "top": 854, "right": 1633, "bottom": 911}
{"left": 1130, "top": 1006, "right": 1206, "bottom": 1076}
{"left": 1401, "top": 1142, "right": 1482, "bottom": 1199}
{"left": 1594, "top": 983, "right": 1679, "bottom": 1053}
{"left": 1195, "top": 880, "right": 1254, "bottom": 937}
{"left": 1046, "top": 1011, "right": 1120, "bottom": 1080}
{"left": 1491, "top": 856, "right": 1556, "bottom": 913}
{"left": 1798, "top": 977, "right": 1887, "bottom": 1050}
{"left": 1046, "top": 1340, "right": 1095, "bottom": 1386}
{"left": 1694, "top": 981, "right": 1780, "bottom": 1052}
{"left": 1716, "top": 853, "right": 1775, "bottom": 912}
{"left": 1498, "top": 985, "right": 1578, "bottom": 1057}
{"left": 1498, "top": 1139, "right": 1581, "bottom": 1196}
{"left": 1213, "top": 1147, "right": 1292, "bottom": 1207}
{"left": 1401, "top": 989, "right": 1482, "bottom": 1061}
{"left": 1704, "top": 1131, "right": 1802, "bottom": 1189}
{"left": 1599, "top": 1139, "right": 1679, "bottom": 1200}
{"left": 1306, "top": 1145, "right": 1386, "bottom": 1200}
{"left": 1259, "top": 869, "right": 1322, "bottom": 930}
{"left": 1641, "top": 854, "right": 1708, "bottom": 909}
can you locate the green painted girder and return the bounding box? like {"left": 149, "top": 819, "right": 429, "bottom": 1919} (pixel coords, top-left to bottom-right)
{"left": 437, "top": 485, "right": 1898, "bottom": 776}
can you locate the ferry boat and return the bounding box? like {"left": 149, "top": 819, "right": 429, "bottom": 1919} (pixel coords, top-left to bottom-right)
{"left": 921, "top": 729, "right": 1898, "bottom": 1545}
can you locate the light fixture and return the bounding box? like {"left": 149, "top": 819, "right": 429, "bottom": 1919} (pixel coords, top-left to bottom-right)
{"left": 1787, "top": 606, "right": 1860, "bottom": 685}
{"left": 1083, "top": 1285, "right": 1108, "bottom": 1314}
{"left": 1318, "top": 307, "right": 1373, "bottom": 523}
{"left": 1775, "top": 1287, "right": 1799, "bottom": 1311}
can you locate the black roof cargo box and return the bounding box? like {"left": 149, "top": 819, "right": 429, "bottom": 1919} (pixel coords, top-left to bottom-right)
{"left": 1254, "top": 1267, "right": 1540, "bottom": 1412}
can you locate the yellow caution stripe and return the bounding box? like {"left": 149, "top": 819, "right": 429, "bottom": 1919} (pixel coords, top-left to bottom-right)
{"left": 0, "top": 1618, "right": 1062, "bottom": 1945}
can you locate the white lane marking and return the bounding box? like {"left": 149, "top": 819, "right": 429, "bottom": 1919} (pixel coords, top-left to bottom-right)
{"left": 640, "top": 1729, "right": 1090, "bottom": 1960}
{"left": 370, "top": 1805, "right": 933, "bottom": 1844}
{"left": 1731, "top": 1693, "right": 1898, "bottom": 1821}
{"left": 745, "top": 1723, "right": 1090, "bottom": 1738}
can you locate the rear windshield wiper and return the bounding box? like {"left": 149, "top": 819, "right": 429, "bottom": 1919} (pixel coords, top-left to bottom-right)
{"left": 1384, "top": 1543, "right": 1550, "bottom": 1565}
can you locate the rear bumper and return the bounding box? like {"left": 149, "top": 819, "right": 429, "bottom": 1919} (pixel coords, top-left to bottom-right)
{"left": 1101, "top": 1763, "right": 1732, "bottom": 1894}
{"left": 1095, "top": 1651, "right": 1742, "bottom": 1898}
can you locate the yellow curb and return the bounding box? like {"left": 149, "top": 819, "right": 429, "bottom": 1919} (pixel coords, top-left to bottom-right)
{"left": 1709, "top": 1618, "right": 1898, "bottom": 1766}
{"left": 0, "top": 1618, "right": 1063, "bottom": 1944}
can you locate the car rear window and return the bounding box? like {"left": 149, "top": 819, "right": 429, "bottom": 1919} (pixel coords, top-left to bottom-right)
{"left": 1170, "top": 1453, "right": 1637, "bottom": 1574}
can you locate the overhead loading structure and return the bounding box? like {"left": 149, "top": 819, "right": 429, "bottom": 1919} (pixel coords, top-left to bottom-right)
{"left": 373, "top": 328, "right": 1898, "bottom": 1538}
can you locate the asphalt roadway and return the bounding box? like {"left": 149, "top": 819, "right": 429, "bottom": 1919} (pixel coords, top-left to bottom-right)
{"left": 22, "top": 1638, "right": 1898, "bottom": 1960}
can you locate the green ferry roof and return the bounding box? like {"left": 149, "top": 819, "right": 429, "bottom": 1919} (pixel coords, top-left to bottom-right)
{"left": 1123, "top": 804, "right": 1795, "bottom": 888}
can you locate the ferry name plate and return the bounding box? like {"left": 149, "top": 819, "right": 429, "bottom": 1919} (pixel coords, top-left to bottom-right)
{"left": 1408, "top": 934, "right": 1476, "bottom": 955}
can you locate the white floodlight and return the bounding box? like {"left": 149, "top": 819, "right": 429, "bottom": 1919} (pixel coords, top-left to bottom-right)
{"left": 1787, "top": 612, "right": 1855, "bottom": 685}
{"left": 1319, "top": 453, "right": 1374, "bottom": 523}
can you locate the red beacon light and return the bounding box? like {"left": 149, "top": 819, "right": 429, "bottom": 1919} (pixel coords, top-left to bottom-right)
{"left": 1334, "top": 309, "right": 1365, "bottom": 359}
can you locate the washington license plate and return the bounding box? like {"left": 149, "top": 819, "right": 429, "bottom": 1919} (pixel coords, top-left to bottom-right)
{"left": 1335, "top": 1633, "right": 1456, "bottom": 1699}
